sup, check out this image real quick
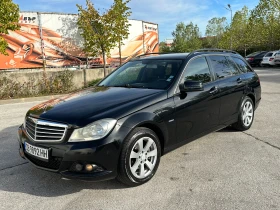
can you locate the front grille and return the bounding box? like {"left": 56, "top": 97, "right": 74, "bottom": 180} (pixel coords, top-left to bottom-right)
{"left": 25, "top": 152, "right": 62, "bottom": 170}
{"left": 25, "top": 117, "right": 68, "bottom": 142}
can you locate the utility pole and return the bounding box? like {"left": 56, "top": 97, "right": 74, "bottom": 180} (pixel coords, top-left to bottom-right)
{"left": 37, "top": 12, "right": 47, "bottom": 86}
{"left": 225, "top": 4, "right": 233, "bottom": 50}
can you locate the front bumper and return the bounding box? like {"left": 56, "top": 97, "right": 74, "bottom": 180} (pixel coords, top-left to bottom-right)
{"left": 17, "top": 124, "right": 129, "bottom": 181}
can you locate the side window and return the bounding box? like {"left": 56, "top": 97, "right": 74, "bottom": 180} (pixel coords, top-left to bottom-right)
{"left": 226, "top": 57, "right": 240, "bottom": 75}
{"left": 232, "top": 57, "right": 252, "bottom": 73}
{"left": 209, "top": 55, "right": 233, "bottom": 79}
{"left": 182, "top": 57, "right": 212, "bottom": 84}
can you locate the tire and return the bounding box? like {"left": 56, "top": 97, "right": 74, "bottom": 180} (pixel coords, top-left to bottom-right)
{"left": 232, "top": 96, "right": 254, "bottom": 131}
{"left": 117, "top": 127, "right": 161, "bottom": 187}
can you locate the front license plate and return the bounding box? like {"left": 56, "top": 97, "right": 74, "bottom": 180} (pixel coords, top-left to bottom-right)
{"left": 25, "top": 142, "right": 49, "bottom": 160}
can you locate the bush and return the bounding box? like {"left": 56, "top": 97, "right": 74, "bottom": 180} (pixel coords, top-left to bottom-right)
{"left": 0, "top": 70, "right": 74, "bottom": 99}
{"left": 87, "top": 78, "right": 102, "bottom": 87}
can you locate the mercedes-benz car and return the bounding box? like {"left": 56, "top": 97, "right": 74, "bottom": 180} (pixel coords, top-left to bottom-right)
{"left": 18, "top": 49, "right": 261, "bottom": 186}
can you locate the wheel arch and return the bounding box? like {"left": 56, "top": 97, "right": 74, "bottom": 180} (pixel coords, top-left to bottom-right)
{"left": 137, "top": 122, "right": 165, "bottom": 155}
{"left": 246, "top": 93, "right": 256, "bottom": 107}
{"left": 119, "top": 112, "right": 167, "bottom": 155}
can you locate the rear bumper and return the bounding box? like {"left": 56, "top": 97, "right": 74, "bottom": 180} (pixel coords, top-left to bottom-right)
{"left": 17, "top": 124, "right": 130, "bottom": 181}
{"left": 261, "top": 61, "right": 275, "bottom": 65}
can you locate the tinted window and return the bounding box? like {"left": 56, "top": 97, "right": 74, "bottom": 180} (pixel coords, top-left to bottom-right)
{"left": 226, "top": 57, "right": 240, "bottom": 75}
{"left": 247, "top": 52, "right": 260, "bottom": 57}
{"left": 258, "top": 52, "right": 267, "bottom": 57}
{"left": 265, "top": 53, "right": 273, "bottom": 57}
{"left": 232, "top": 57, "right": 251, "bottom": 73}
{"left": 182, "top": 57, "right": 211, "bottom": 83}
{"left": 209, "top": 56, "right": 233, "bottom": 79}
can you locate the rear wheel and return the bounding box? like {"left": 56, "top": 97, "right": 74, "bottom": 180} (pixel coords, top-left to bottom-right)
{"left": 117, "top": 127, "right": 161, "bottom": 186}
{"left": 232, "top": 96, "right": 254, "bottom": 131}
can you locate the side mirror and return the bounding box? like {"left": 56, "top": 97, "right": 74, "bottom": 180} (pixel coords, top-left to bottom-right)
{"left": 179, "top": 80, "right": 204, "bottom": 92}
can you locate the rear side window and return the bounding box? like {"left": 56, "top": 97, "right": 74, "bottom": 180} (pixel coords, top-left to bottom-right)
{"left": 232, "top": 57, "right": 252, "bottom": 73}
{"left": 226, "top": 57, "right": 240, "bottom": 75}
{"left": 182, "top": 57, "right": 212, "bottom": 83}
{"left": 208, "top": 55, "right": 234, "bottom": 79}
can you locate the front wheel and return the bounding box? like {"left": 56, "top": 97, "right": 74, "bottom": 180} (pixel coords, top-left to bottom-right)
{"left": 117, "top": 127, "right": 161, "bottom": 187}
{"left": 232, "top": 96, "right": 254, "bottom": 131}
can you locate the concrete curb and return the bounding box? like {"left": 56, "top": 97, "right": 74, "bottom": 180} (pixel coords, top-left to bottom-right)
{"left": 0, "top": 94, "right": 65, "bottom": 105}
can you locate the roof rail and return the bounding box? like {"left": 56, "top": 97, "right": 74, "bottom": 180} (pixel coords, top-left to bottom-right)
{"left": 192, "top": 48, "right": 238, "bottom": 54}
{"left": 134, "top": 52, "right": 173, "bottom": 59}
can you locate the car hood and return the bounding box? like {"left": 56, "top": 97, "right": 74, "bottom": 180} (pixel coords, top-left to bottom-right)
{"left": 27, "top": 87, "right": 166, "bottom": 127}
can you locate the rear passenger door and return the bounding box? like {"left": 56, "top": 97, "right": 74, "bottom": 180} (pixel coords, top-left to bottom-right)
{"left": 207, "top": 55, "right": 246, "bottom": 125}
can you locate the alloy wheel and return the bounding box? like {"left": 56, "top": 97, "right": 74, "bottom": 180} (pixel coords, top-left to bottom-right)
{"left": 129, "top": 137, "right": 158, "bottom": 179}
{"left": 242, "top": 101, "right": 253, "bottom": 126}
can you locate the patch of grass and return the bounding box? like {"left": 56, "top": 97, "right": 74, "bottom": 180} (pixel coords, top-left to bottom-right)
{"left": 87, "top": 78, "right": 102, "bottom": 87}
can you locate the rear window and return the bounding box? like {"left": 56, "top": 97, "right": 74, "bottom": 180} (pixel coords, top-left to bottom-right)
{"left": 247, "top": 52, "right": 260, "bottom": 57}
{"left": 258, "top": 52, "right": 267, "bottom": 57}
{"left": 265, "top": 53, "right": 273, "bottom": 57}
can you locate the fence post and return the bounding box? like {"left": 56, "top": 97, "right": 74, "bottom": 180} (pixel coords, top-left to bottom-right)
{"left": 83, "top": 69, "right": 87, "bottom": 87}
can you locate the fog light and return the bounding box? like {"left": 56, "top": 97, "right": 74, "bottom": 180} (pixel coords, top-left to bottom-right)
{"left": 75, "top": 163, "right": 83, "bottom": 171}
{"left": 85, "top": 164, "right": 98, "bottom": 172}
{"left": 85, "top": 164, "right": 93, "bottom": 171}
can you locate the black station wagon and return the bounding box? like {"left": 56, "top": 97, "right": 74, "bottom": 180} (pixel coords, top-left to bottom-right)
{"left": 18, "top": 49, "right": 261, "bottom": 186}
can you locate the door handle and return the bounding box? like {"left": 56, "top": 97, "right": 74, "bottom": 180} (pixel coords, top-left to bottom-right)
{"left": 209, "top": 86, "right": 219, "bottom": 94}
{"left": 236, "top": 77, "right": 243, "bottom": 84}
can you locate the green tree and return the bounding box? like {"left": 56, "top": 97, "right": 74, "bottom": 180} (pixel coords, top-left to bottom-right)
{"left": 0, "top": 0, "right": 20, "bottom": 55}
{"left": 77, "top": 0, "right": 116, "bottom": 76}
{"left": 159, "top": 41, "right": 171, "bottom": 53}
{"left": 250, "top": 0, "right": 280, "bottom": 50}
{"left": 172, "top": 22, "right": 202, "bottom": 52}
{"left": 205, "top": 17, "right": 227, "bottom": 48}
{"left": 109, "top": 0, "right": 131, "bottom": 65}
{"left": 219, "top": 6, "right": 251, "bottom": 54}
{"left": 231, "top": 7, "right": 251, "bottom": 53}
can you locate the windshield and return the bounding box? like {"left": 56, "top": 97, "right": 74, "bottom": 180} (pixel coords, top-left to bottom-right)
{"left": 99, "top": 59, "right": 183, "bottom": 90}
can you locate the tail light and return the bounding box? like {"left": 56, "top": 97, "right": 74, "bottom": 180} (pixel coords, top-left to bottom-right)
{"left": 269, "top": 58, "right": 274, "bottom": 61}
{"left": 248, "top": 58, "right": 254, "bottom": 61}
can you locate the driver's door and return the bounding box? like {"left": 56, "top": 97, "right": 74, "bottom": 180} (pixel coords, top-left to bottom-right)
{"left": 173, "top": 56, "right": 221, "bottom": 143}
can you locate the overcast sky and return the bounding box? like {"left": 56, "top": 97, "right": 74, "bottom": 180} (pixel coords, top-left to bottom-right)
{"left": 14, "top": 0, "right": 260, "bottom": 41}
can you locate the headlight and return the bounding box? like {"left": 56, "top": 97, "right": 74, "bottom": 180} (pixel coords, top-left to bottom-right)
{"left": 68, "top": 119, "right": 117, "bottom": 142}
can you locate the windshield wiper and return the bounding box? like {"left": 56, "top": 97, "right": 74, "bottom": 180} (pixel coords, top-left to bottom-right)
{"left": 111, "top": 84, "right": 146, "bottom": 88}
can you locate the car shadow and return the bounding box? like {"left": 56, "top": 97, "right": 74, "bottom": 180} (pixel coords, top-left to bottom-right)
{"left": 0, "top": 125, "right": 126, "bottom": 198}
{"left": 217, "top": 126, "right": 238, "bottom": 133}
